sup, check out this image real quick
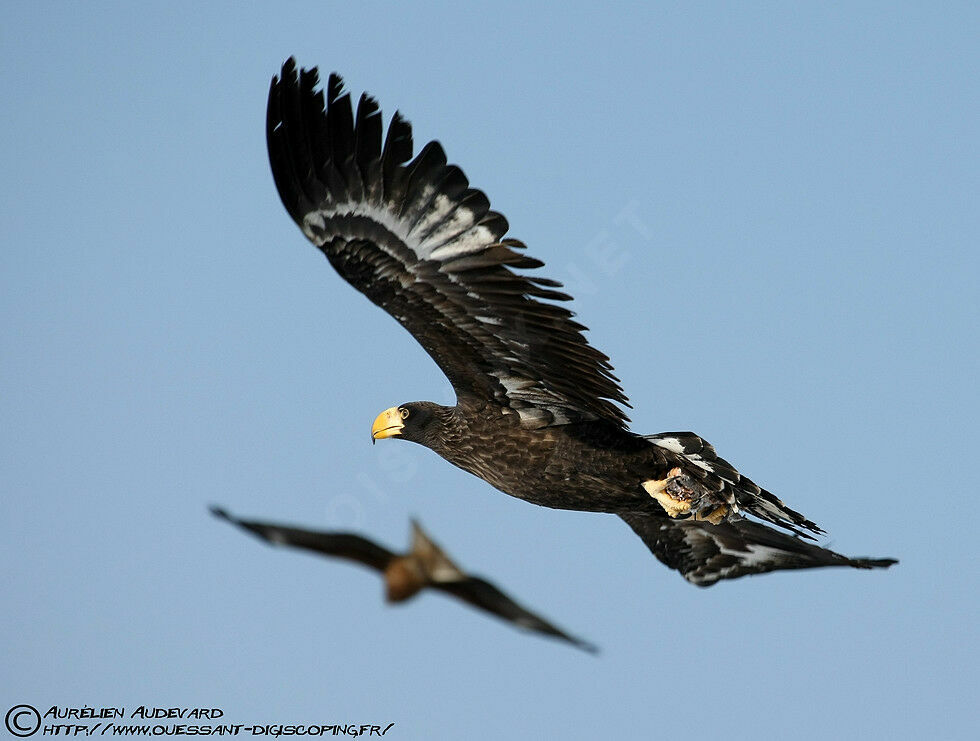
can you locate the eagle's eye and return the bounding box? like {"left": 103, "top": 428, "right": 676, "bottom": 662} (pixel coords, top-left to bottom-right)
{"left": 399, "top": 407, "right": 410, "bottom": 419}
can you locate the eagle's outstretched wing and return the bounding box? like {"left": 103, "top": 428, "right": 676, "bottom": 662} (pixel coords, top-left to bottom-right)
{"left": 210, "top": 506, "right": 394, "bottom": 571}
{"left": 433, "top": 576, "right": 598, "bottom": 653}
{"left": 267, "top": 58, "right": 629, "bottom": 429}
{"left": 621, "top": 512, "right": 897, "bottom": 586}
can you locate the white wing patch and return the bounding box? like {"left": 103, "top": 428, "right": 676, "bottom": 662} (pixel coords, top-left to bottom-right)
{"left": 304, "top": 200, "right": 496, "bottom": 267}
{"left": 428, "top": 225, "right": 497, "bottom": 260}
{"left": 650, "top": 435, "right": 718, "bottom": 474}
{"left": 717, "top": 543, "right": 784, "bottom": 569}
{"left": 651, "top": 436, "right": 685, "bottom": 455}
{"left": 410, "top": 193, "right": 456, "bottom": 244}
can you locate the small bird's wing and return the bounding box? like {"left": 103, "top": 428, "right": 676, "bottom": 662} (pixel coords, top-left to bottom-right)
{"left": 209, "top": 506, "right": 394, "bottom": 571}
{"left": 266, "top": 58, "right": 629, "bottom": 429}
{"left": 432, "top": 575, "right": 598, "bottom": 653}
{"left": 408, "top": 520, "right": 595, "bottom": 651}
{"left": 621, "top": 512, "right": 897, "bottom": 587}
{"left": 407, "top": 519, "right": 468, "bottom": 582}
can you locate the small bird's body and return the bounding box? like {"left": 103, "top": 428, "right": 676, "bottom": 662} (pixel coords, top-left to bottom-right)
{"left": 266, "top": 58, "right": 897, "bottom": 586}
{"left": 210, "top": 507, "right": 596, "bottom": 652}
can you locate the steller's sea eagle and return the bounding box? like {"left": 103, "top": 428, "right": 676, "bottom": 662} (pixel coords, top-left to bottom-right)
{"left": 265, "top": 58, "right": 897, "bottom": 586}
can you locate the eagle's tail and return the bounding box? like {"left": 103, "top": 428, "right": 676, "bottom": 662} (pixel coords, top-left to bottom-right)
{"left": 621, "top": 512, "right": 897, "bottom": 587}
{"left": 644, "top": 432, "right": 826, "bottom": 538}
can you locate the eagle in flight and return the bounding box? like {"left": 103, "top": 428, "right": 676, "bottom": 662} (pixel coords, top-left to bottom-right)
{"left": 266, "top": 58, "right": 896, "bottom": 586}
{"left": 211, "top": 507, "right": 596, "bottom": 652}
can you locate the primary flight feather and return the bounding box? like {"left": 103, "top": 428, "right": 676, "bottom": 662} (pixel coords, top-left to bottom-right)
{"left": 266, "top": 58, "right": 896, "bottom": 586}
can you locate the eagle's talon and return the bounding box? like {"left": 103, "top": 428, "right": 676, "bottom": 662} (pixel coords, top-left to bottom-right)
{"left": 694, "top": 504, "right": 729, "bottom": 525}
{"left": 643, "top": 468, "right": 698, "bottom": 518}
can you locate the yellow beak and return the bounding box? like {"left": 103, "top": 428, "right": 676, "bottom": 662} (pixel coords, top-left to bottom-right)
{"left": 371, "top": 407, "right": 404, "bottom": 443}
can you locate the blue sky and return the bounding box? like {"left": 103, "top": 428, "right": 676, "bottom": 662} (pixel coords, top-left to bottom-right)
{"left": 2, "top": 2, "right": 977, "bottom": 739}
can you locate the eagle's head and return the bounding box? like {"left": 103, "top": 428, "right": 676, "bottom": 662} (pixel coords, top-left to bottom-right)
{"left": 371, "top": 401, "right": 446, "bottom": 447}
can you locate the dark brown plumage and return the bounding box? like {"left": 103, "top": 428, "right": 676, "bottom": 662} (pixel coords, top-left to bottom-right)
{"left": 265, "top": 58, "right": 897, "bottom": 585}
{"left": 210, "top": 506, "right": 596, "bottom": 652}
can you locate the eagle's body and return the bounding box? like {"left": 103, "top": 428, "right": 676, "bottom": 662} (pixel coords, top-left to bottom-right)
{"left": 404, "top": 403, "right": 652, "bottom": 512}
{"left": 266, "top": 59, "right": 896, "bottom": 586}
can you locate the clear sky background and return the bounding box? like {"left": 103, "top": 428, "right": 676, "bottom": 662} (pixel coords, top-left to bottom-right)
{"left": 2, "top": 3, "right": 977, "bottom": 740}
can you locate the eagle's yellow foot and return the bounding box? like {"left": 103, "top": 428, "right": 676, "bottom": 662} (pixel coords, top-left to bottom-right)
{"left": 642, "top": 467, "right": 694, "bottom": 519}
{"left": 694, "top": 504, "right": 729, "bottom": 525}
